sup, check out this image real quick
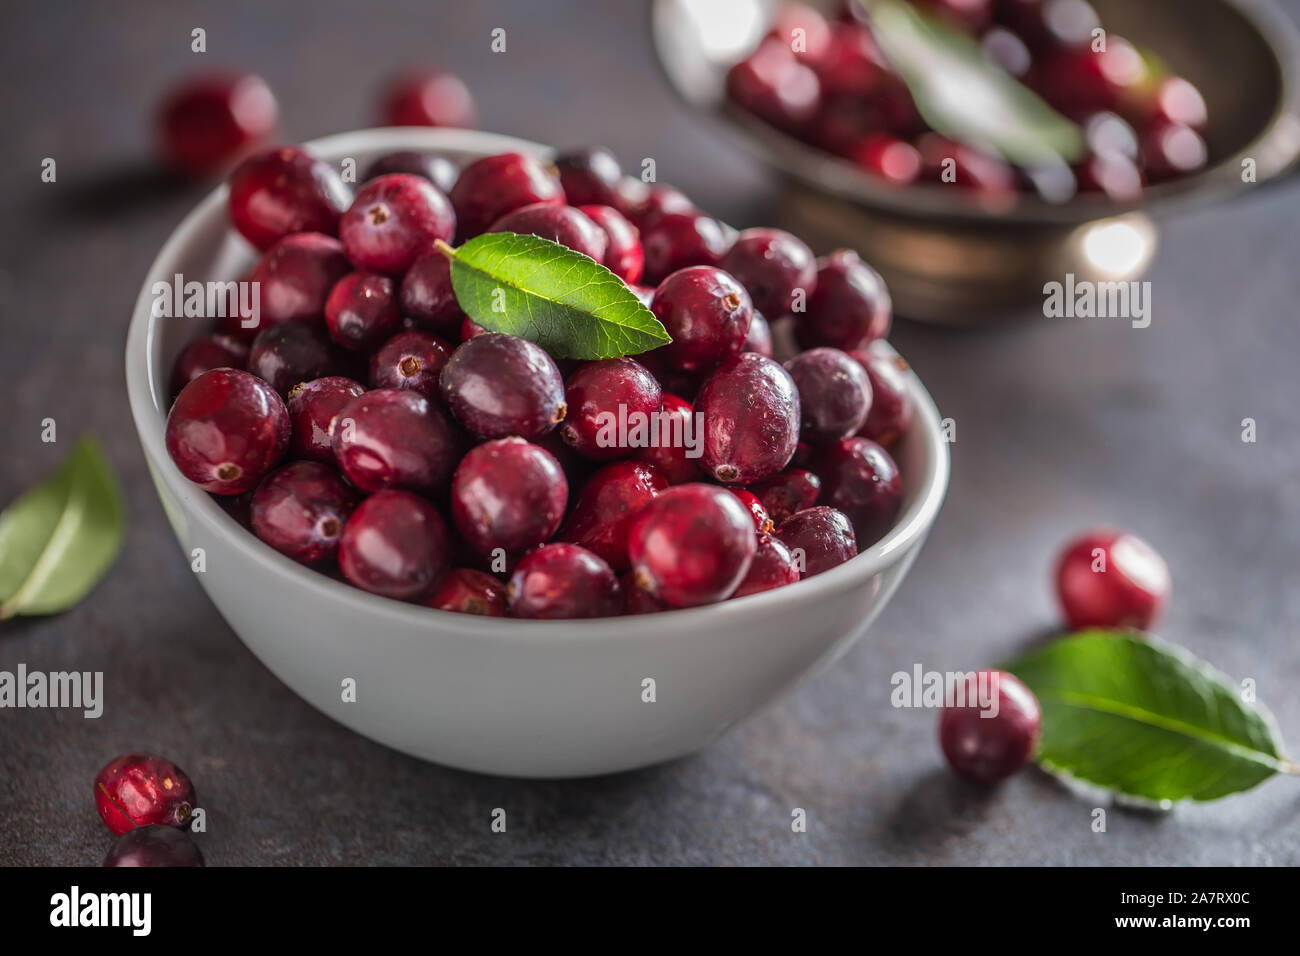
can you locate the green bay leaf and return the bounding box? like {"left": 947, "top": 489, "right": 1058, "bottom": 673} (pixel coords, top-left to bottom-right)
{"left": 441, "top": 233, "right": 671, "bottom": 360}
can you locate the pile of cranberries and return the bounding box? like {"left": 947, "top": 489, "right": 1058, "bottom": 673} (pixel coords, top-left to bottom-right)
{"left": 94, "top": 752, "right": 204, "bottom": 866}
{"left": 164, "top": 140, "right": 914, "bottom": 619}
{"left": 727, "top": 0, "right": 1209, "bottom": 203}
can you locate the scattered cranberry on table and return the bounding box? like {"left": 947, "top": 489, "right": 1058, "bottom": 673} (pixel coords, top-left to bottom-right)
{"left": 939, "top": 670, "right": 1042, "bottom": 785}
{"left": 94, "top": 753, "right": 197, "bottom": 835}
{"left": 157, "top": 72, "right": 277, "bottom": 177}
{"left": 1055, "top": 528, "right": 1171, "bottom": 631}
{"left": 379, "top": 70, "right": 477, "bottom": 129}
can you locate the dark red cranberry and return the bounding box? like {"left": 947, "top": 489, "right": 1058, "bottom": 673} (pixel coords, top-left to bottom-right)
{"left": 719, "top": 228, "right": 816, "bottom": 319}
{"left": 849, "top": 346, "right": 912, "bottom": 447}
{"left": 743, "top": 311, "right": 774, "bottom": 357}
{"left": 871, "top": 75, "right": 928, "bottom": 137}
{"left": 169, "top": 333, "right": 250, "bottom": 397}
{"left": 732, "top": 533, "right": 801, "bottom": 598}
{"left": 1082, "top": 111, "right": 1140, "bottom": 161}
{"left": 558, "top": 461, "right": 666, "bottom": 571}
{"left": 249, "top": 232, "right": 351, "bottom": 327}
{"left": 939, "top": 670, "right": 1041, "bottom": 784}
{"left": 695, "top": 353, "right": 800, "bottom": 484}
{"left": 286, "top": 376, "right": 365, "bottom": 462}
{"left": 1141, "top": 120, "right": 1208, "bottom": 182}
{"left": 810, "top": 94, "right": 878, "bottom": 156}
{"left": 1034, "top": 38, "right": 1146, "bottom": 117}
{"left": 338, "top": 490, "right": 451, "bottom": 599}
{"left": 378, "top": 70, "right": 476, "bottom": 128}
{"left": 450, "top": 152, "right": 565, "bottom": 238}
{"left": 981, "top": 26, "right": 1032, "bottom": 77}
{"left": 579, "top": 204, "right": 644, "bottom": 284}
{"left": 166, "top": 368, "right": 289, "bottom": 494}
{"left": 788, "top": 347, "right": 874, "bottom": 446}
{"left": 916, "top": 0, "right": 993, "bottom": 31}
{"left": 460, "top": 316, "right": 488, "bottom": 341}
{"left": 450, "top": 437, "right": 568, "bottom": 556}
{"left": 227, "top": 146, "right": 352, "bottom": 251}
{"left": 400, "top": 250, "right": 462, "bottom": 335}
{"left": 368, "top": 330, "right": 452, "bottom": 400}
{"left": 813, "top": 22, "right": 885, "bottom": 97}
{"left": 777, "top": 506, "right": 857, "bottom": 576}
{"left": 649, "top": 266, "right": 752, "bottom": 373}
{"left": 426, "top": 568, "right": 507, "bottom": 616}
{"left": 332, "top": 389, "right": 458, "bottom": 493}
{"left": 339, "top": 173, "right": 456, "bottom": 275}
{"left": 508, "top": 544, "right": 621, "bottom": 619}
{"left": 634, "top": 393, "right": 699, "bottom": 484}
{"left": 213, "top": 269, "right": 263, "bottom": 343}
{"left": 250, "top": 460, "right": 357, "bottom": 565}
{"left": 851, "top": 134, "right": 924, "bottom": 185}
{"left": 248, "top": 322, "right": 355, "bottom": 395}
{"left": 324, "top": 272, "right": 401, "bottom": 351}
{"left": 627, "top": 483, "right": 756, "bottom": 608}
{"left": 104, "top": 825, "right": 205, "bottom": 868}
{"left": 750, "top": 469, "right": 822, "bottom": 526}
{"left": 94, "top": 753, "right": 196, "bottom": 835}
{"left": 558, "top": 358, "right": 662, "bottom": 461}
{"left": 619, "top": 183, "right": 697, "bottom": 230}
{"left": 726, "top": 37, "right": 822, "bottom": 132}
{"left": 918, "top": 134, "right": 1019, "bottom": 200}
{"left": 768, "top": 2, "right": 833, "bottom": 62}
{"left": 1055, "top": 529, "right": 1170, "bottom": 630}
{"left": 640, "top": 214, "right": 733, "bottom": 286}
{"left": 439, "top": 332, "right": 567, "bottom": 440}
{"left": 488, "top": 202, "right": 608, "bottom": 262}
{"left": 816, "top": 437, "right": 903, "bottom": 546}
{"left": 363, "top": 150, "right": 459, "bottom": 193}
{"left": 731, "top": 488, "right": 774, "bottom": 533}
{"left": 798, "top": 249, "right": 891, "bottom": 351}
{"left": 1074, "top": 150, "right": 1144, "bottom": 202}
{"left": 621, "top": 572, "right": 670, "bottom": 614}
{"left": 554, "top": 146, "right": 623, "bottom": 206}
{"left": 158, "top": 72, "right": 277, "bottom": 176}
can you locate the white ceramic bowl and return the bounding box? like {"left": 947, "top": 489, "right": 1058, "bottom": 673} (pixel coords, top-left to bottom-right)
{"left": 125, "top": 128, "right": 950, "bottom": 778}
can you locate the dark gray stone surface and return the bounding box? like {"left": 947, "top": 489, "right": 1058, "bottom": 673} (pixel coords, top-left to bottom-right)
{"left": 1, "top": 0, "right": 1298, "bottom": 866}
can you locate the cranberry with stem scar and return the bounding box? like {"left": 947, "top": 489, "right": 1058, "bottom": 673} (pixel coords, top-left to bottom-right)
{"left": 426, "top": 568, "right": 507, "bottom": 616}
{"left": 249, "top": 232, "right": 351, "bottom": 327}
{"left": 227, "top": 146, "right": 352, "bottom": 251}
{"left": 286, "top": 376, "right": 365, "bottom": 463}
{"left": 439, "top": 332, "right": 567, "bottom": 440}
{"left": 450, "top": 437, "right": 568, "bottom": 556}
{"left": 558, "top": 460, "right": 667, "bottom": 571}
{"left": 338, "top": 490, "right": 451, "bottom": 600}
{"left": 331, "top": 388, "right": 459, "bottom": 494}
{"left": 450, "top": 151, "right": 565, "bottom": 238}
{"left": 339, "top": 173, "right": 456, "bottom": 275}
{"left": 649, "top": 265, "right": 753, "bottom": 374}
{"left": 169, "top": 333, "right": 250, "bottom": 398}
{"left": 325, "top": 271, "right": 402, "bottom": 352}
{"left": 635, "top": 393, "right": 699, "bottom": 485}
{"left": 166, "top": 368, "right": 289, "bottom": 494}
{"left": 247, "top": 323, "right": 355, "bottom": 395}
{"left": 507, "top": 544, "right": 622, "bottom": 619}
{"left": 816, "top": 436, "right": 903, "bottom": 547}
{"left": 368, "top": 330, "right": 452, "bottom": 401}
{"left": 732, "top": 533, "right": 801, "bottom": 598}
{"left": 1055, "top": 529, "right": 1170, "bottom": 630}
{"left": 104, "top": 825, "right": 205, "bottom": 867}
{"left": 730, "top": 488, "right": 774, "bottom": 533}
{"left": 559, "top": 357, "right": 662, "bottom": 461}
{"left": 776, "top": 506, "right": 857, "bottom": 577}
{"left": 695, "top": 352, "right": 800, "bottom": 485}
{"left": 250, "top": 460, "right": 357, "bottom": 566}
{"left": 784, "top": 347, "right": 873, "bottom": 445}
{"left": 94, "top": 753, "right": 197, "bottom": 834}
{"left": 939, "top": 670, "right": 1041, "bottom": 785}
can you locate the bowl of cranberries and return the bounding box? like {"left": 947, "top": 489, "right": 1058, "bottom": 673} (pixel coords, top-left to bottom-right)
{"left": 125, "top": 126, "right": 949, "bottom": 777}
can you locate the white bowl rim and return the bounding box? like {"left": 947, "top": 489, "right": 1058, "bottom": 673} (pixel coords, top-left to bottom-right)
{"left": 124, "top": 126, "right": 951, "bottom": 641}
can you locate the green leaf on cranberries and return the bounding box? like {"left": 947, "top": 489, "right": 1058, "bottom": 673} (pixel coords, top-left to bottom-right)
{"left": 0, "top": 437, "right": 125, "bottom": 620}
{"left": 437, "top": 233, "right": 670, "bottom": 360}
{"left": 1005, "top": 631, "right": 1298, "bottom": 803}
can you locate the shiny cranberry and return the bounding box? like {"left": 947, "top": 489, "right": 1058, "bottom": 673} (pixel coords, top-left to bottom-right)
{"left": 427, "top": 568, "right": 507, "bottom": 616}
{"left": 1082, "top": 111, "right": 1140, "bottom": 160}
{"left": 227, "top": 146, "right": 352, "bottom": 251}
{"left": 1074, "top": 150, "right": 1144, "bottom": 201}
{"left": 157, "top": 72, "right": 277, "bottom": 176}
{"left": 450, "top": 152, "right": 565, "bottom": 238}
{"left": 558, "top": 461, "right": 666, "bottom": 571}
{"left": 368, "top": 330, "right": 451, "bottom": 400}
{"left": 460, "top": 316, "right": 488, "bottom": 341}
{"left": 398, "top": 251, "right": 461, "bottom": 334}
{"left": 558, "top": 358, "right": 662, "bottom": 461}
{"left": 649, "top": 266, "right": 752, "bottom": 373}
{"left": 1142, "top": 120, "right": 1208, "bottom": 182}
{"left": 640, "top": 214, "right": 732, "bottom": 286}
{"left": 916, "top": 0, "right": 993, "bottom": 31}
{"left": 166, "top": 368, "right": 289, "bottom": 494}
{"left": 1055, "top": 529, "right": 1170, "bottom": 630}
{"left": 980, "top": 26, "right": 1032, "bottom": 77}
{"left": 750, "top": 469, "right": 822, "bottom": 526}
{"left": 777, "top": 506, "right": 857, "bottom": 576}
{"left": 798, "top": 249, "right": 891, "bottom": 351}
{"left": 169, "top": 333, "right": 249, "bottom": 397}
{"left": 816, "top": 436, "right": 902, "bottom": 546}
{"left": 339, "top": 173, "right": 455, "bottom": 275}
{"left": 363, "top": 150, "right": 459, "bottom": 193}
{"left": 507, "top": 544, "right": 621, "bottom": 619}
{"left": 250, "top": 460, "right": 356, "bottom": 565}
{"left": 104, "top": 825, "right": 205, "bottom": 867}
{"left": 769, "top": 2, "right": 833, "bottom": 62}
{"left": 339, "top": 490, "right": 451, "bottom": 599}
{"left": 627, "top": 483, "right": 756, "bottom": 608}
{"left": 439, "top": 333, "right": 566, "bottom": 440}
{"left": 286, "top": 376, "right": 365, "bottom": 462}
{"left": 94, "top": 753, "right": 196, "bottom": 834}
{"left": 620, "top": 183, "right": 697, "bottom": 229}
{"left": 489, "top": 202, "right": 608, "bottom": 261}
{"left": 785, "top": 347, "right": 874, "bottom": 445}
{"left": 939, "top": 670, "right": 1041, "bottom": 784}
{"left": 851, "top": 134, "right": 924, "bottom": 186}
{"left": 695, "top": 353, "right": 800, "bottom": 484}
{"left": 554, "top": 146, "right": 623, "bottom": 206}
{"left": 450, "top": 437, "right": 568, "bottom": 556}
{"left": 322, "top": 272, "right": 400, "bottom": 351}
{"left": 849, "top": 346, "right": 912, "bottom": 447}
{"left": 726, "top": 37, "right": 822, "bottom": 132}
{"left": 814, "top": 22, "right": 885, "bottom": 97}
{"left": 249, "top": 232, "right": 351, "bottom": 327}
{"left": 332, "top": 389, "right": 458, "bottom": 493}
{"left": 731, "top": 489, "right": 774, "bottom": 533}
{"left": 732, "top": 533, "right": 801, "bottom": 598}
{"left": 621, "top": 572, "right": 670, "bottom": 614}
{"left": 379, "top": 70, "right": 476, "bottom": 128}
{"left": 634, "top": 393, "right": 699, "bottom": 484}
{"left": 718, "top": 228, "right": 816, "bottom": 318}
{"left": 743, "top": 311, "right": 774, "bottom": 357}
{"left": 1034, "top": 38, "right": 1146, "bottom": 117}
{"left": 248, "top": 323, "right": 354, "bottom": 395}
{"left": 579, "top": 204, "right": 644, "bottom": 283}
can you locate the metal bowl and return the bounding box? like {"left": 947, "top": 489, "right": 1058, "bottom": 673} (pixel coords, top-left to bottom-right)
{"left": 652, "top": 0, "right": 1300, "bottom": 321}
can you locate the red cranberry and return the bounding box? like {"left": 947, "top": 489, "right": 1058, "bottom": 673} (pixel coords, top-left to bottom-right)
{"left": 339, "top": 173, "right": 456, "bottom": 275}
{"left": 368, "top": 330, "right": 452, "bottom": 400}
{"left": 750, "top": 469, "right": 822, "bottom": 526}
{"left": 250, "top": 460, "right": 357, "bottom": 565}
{"left": 248, "top": 323, "right": 355, "bottom": 395}
{"left": 363, "top": 150, "right": 459, "bottom": 193}
{"left": 777, "top": 506, "right": 857, "bottom": 576}
{"left": 158, "top": 72, "right": 277, "bottom": 176}
{"left": 769, "top": 2, "right": 833, "bottom": 62}
{"left": 871, "top": 75, "right": 928, "bottom": 137}
{"left": 620, "top": 183, "right": 697, "bottom": 229}
{"left": 213, "top": 269, "right": 263, "bottom": 343}
{"left": 559, "top": 358, "right": 663, "bottom": 461}
{"left": 719, "top": 228, "right": 816, "bottom": 319}
{"left": 732, "top": 533, "right": 801, "bottom": 598}
{"left": 558, "top": 460, "right": 667, "bottom": 571}
{"left": 1142, "top": 76, "right": 1208, "bottom": 131}
{"left": 981, "top": 26, "right": 1032, "bottom": 77}
{"left": 939, "top": 670, "right": 1041, "bottom": 784}
{"left": 816, "top": 436, "right": 902, "bottom": 546}
{"left": 250, "top": 232, "right": 351, "bottom": 327}
{"left": 726, "top": 37, "right": 822, "bottom": 132}
{"left": 439, "top": 333, "right": 567, "bottom": 440}
{"left": 849, "top": 346, "right": 913, "bottom": 447}
{"left": 798, "top": 249, "right": 891, "bottom": 351}
{"left": 379, "top": 70, "right": 476, "bottom": 128}
{"left": 635, "top": 393, "right": 699, "bottom": 484}
{"left": 94, "top": 753, "right": 196, "bottom": 835}
{"left": 323, "top": 272, "right": 401, "bottom": 351}
{"left": 1034, "top": 38, "right": 1146, "bottom": 117}
{"left": 851, "top": 134, "right": 924, "bottom": 185}
{"left": 621, "top": 572, "right": 670, "bottom": 614}
{"left": 286, "top": 376, "right": 365, "bottom": 463}
{"left": 1074, "top": 150, "right": 1145, "bottom": 202}
{"left": 579, "top": 204, "right": 644, "bottom": 284}
{"left": 488, "top": 202, "right": 608, "bottom": 262}
{"left": 426, "top": 568, "right": 507, "bottom": 616}
{"left": 916, "top": 0, "right": 993, "bottom": 32}
{"left": 332, "top": 389, "right": 458, "bottom": 493}
{"left": 104, "top": 825, "right": 205, "bottom": 867}
{"left": 731, "top": 488, "right": 774, "bottom": 533}
{"left": 627, "top": 483, "right": 756, "bottom": 608}
{"left": 1141, "top": 120, "right": 1208, "bottom": 182}
{"left": 997, "top": 0, "right": 1098, "bottom": 51}
{"left": 506, "top": 543, "right": 622, "bottom": 619}
{"left": 169, "top": 333, "right": 250, "bottom": 397}
{"left": 1055, "top": 529, "right": 1170, "bottom": 630}
{"left": 695, "top": 353, "right": 800, "bottom": 484}
{"left": 640, "top": 214, "right": 733, "bottom": 285}
{"left": 450, "top": 437, "right": 568, "bottom": 556}
{"left": 450, "top": 152, "right": 565, "bottom": 238}
{"left": 814, "top": 22, "right": 885, "bottom": 97}
{"left": 338, "top": 490, "right": 451, "bottom": 599}
{"left": 460, "top": 316, "right": 488, "bottom": 341}
{"left": 784, "top": 347, "right": 874, "bottom": 445}
{"left": 649, "top": 266, "right": 753, "bottom": 373}
{"left": 400, "top": 250, "right": 462, "bottom": 334}
{"left": 743, "top": 311, "right": 774, "bottom": 357}
{"left": 227, "top": 146, "right": 352, "bottom": 251}
{"left": 554, "top": 147, "right": 623, "bottom": 206}
{"left": 918, "top": 134, "right": 1019, "bottom": 200}
{"left": 166, "top": 368, "right": 289, "bottom": 494}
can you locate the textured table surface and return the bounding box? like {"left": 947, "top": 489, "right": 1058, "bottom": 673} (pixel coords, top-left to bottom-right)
{"left": 2, "top": 0, "right": 1299, "bottom": 866}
